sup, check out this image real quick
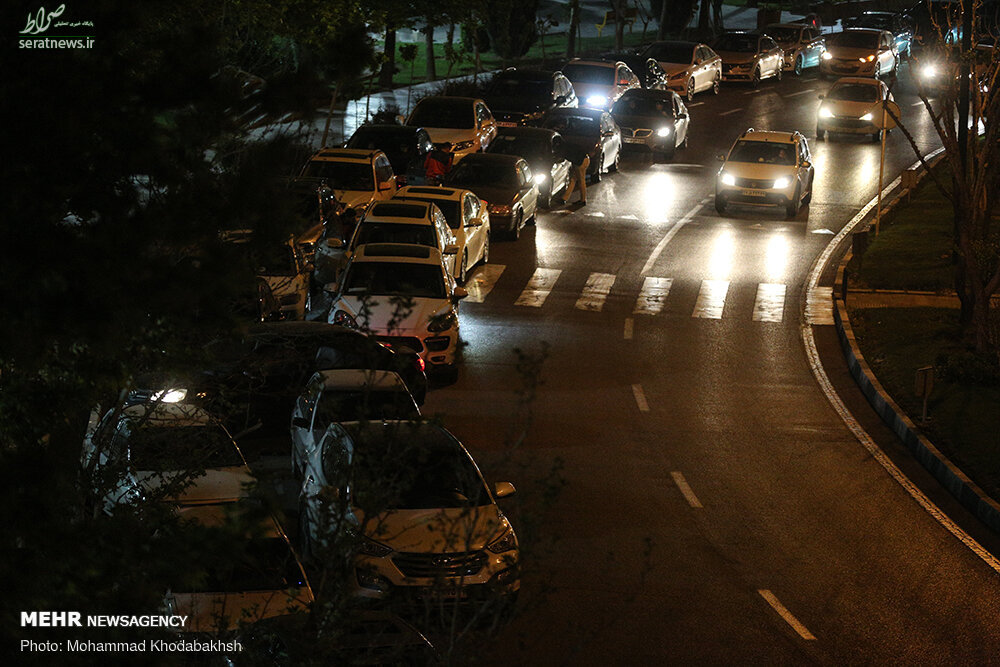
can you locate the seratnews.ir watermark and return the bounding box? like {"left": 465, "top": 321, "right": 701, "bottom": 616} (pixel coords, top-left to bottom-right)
{"left": 18, "top": 4, "right": 95, "bottom": 49}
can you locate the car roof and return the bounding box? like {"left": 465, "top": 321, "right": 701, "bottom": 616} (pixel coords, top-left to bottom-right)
{"left": 353, "top": 242, "right": 441, "bottom": 264}
{"left": 496, "top": 68, "right": 557, "bottom": 80}
{"left": 395, "top": 186, "right": 465, "bottom": 201}
{"left": 766, "top": 22, "right": 808, "bottom": 29}
{"left": 459, "top": 152, "right": 523, "bottom": 166}
{"left": 365, "top": 200, "right": 435, "bottom": 224}
{"left": 309, "top": 148, "right": 380, "bottom": 163}
{"left": 496, "top": 126, "right": 560, "bottom": 139}
{"left": 566, "top": 59, "right": 619, "bottom": 69}
{"left": 352, "top": 124, "right": 423, "bottom": 136}
{"left": 831, "top": 76, "right": 883, "bottom": 86}
{"left": 413, "top": 95, "right": 481, "bottom": 105}
{"left": 647, "top": 39, "right": 700, "bottom": 48}
{"left": 547, "top": 106, "right": 604, "bottom": 120}
{"left": 617, "top": 88, "right": 677, "bottom": 101}
{"left": 315, "top": 368, "right": 407, "bottom": 391}
{"left": 736, "top": 129, "right": 800, "bottom": 144}
{"left": 840, "top": 27, "right": 886, "bottom": 35}
{"left": 121, "top": 401, "right": 215, "bottom": 426}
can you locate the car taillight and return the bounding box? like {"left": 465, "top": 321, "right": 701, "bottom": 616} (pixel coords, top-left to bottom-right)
{"left": 416, "top": 357, "right": 425, "bottom": 373}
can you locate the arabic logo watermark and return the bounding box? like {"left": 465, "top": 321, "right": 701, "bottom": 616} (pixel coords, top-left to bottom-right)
{"left": 18, "top": 4, "right": 95, "bottom": 49}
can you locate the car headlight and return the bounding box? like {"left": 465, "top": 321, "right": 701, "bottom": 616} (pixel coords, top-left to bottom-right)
{"left": 921, "top": 63, "right": 938, "bottom": 79}
{"left": 451, "top": 140, "right": 475, "bottom": 151}
{"left": 585, "top": 94, "right": 607, "bottom": 107}
{"left": 859, "top": 54, "right": 875, "bottom": 63}
{"left": 860, "top": 112, "right": 874, "bottom": 121}
{"left": 533, "top": 172, "right": 547, "bottom": 185}
{"left": 821, "top": 51, "right": 833, "bottom": 61}
{"left": 489, "top": 203, "right": 511, "bottom": 215}
{"left": 656, "top": 127, "right": 671, "bottom": 137}
{"left": 487, "top": 526, "right": 517, "bottom": 554}
{"left": 819, "top": 107, "right": 834, "bottom": 118}
{"left": 427, "top": 311, "right": 458, "bottom": 333}
{"left": 333, "top": 309, "right": 357, "bottom": 329}
{"left": 720, "top": 172, "right": 736, "bottom": 186}
{"left": 358, "top": 536, "right": 392, "bottom": 558}
{"left": 153, "top": 389, "right": 187, "bottom": 403}
{"left": 773, "top": 177, "right": 790, "bottom": 189}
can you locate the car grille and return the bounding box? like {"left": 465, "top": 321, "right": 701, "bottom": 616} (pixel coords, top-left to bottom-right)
{"left": 619, "top": 127, "right": 653, "bottom": 138}
{"left": 375, "top": 336, "right": 423, "bottom": 354}
{"left": 392, "top": 551, "right": 487, "bottom": 578}
{"left": 734, "top": 177, "right": 774, "bottom": 189}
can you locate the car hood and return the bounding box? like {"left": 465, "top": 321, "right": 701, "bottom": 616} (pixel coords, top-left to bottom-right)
{"left": 822, "top": 98, "right": 880, "bottom": 116}
{"left": 171, "top": 587, "right": 312, "bottom": 633}
{"left": 723, "top": 162, "right": 796, "bottom": 180}
{"left": 458, "top": 184, "right": 518, "bottom": 206}
{"left": 333, "top": 295, "right": 452, "bottom": 336}
{"left": 826, "top": 46, "right": 877, "bottom": 59}
{"left": 659, "top": 63, "right": 692, "bottom": 77}
{"left": 716, "top": 50, "right": 757, "bottom": 64}
{"left": 612, "top": 113, "right": 672, "bottom": 130}
{"left": 558, "top": 134, "right": 602, "bottom": 156}
{"left": 293, "top": 178, "right": 375, "bottom": 211}
{"left": 137, "top": 466, "right": 254, "bottom": 504}
{"left": 358, "top": 505, "right": 506, "bottom": 552}
{"left": 423, "top": 128, "right": 477, "bottom": 145}
{"left": 484, "top": 95, "right": 545, "bottom": 115}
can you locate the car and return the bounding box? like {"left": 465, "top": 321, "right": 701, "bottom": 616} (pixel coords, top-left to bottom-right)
{"left": 486, "top": 126, "right": 572, "bottom": 208}
{"left": 227, "top": 235, "right": 313, "bottom": 321}
{"left": 291, "top": 369, "right": 420, "bottom": 477}
{"left": 327, "top": 243, "right": 466, "bottom": 375}
{"left": 297, "top": 420, "right": 520, "bottom": 603}
{"left": 444, "top": 153, "right": 540, "bottom": 241}
{"left": 335, "top": 200, "right": 459, "bottom": 280}
{"left": 844, "top": 11, "right": 915, "bottom": 59}
{"left": 541, "top": 106, "right": 622, "bottom": 184}
{"left": 817, "top": 77, "right": 895, "bottom": 141}
{"left": 296, "top": 148, "right": 398, "bottom": 221}
{"left": 820, "top": 29, "right": 899, "bottom": 79}
{"left": 637, "top": 40, "right": 722, "bottom": 100}
{"left": 914, "top": 41, "right": 996, "bottom": 97}
{"left": 561, "top": 59, "right": 640, "bottom": 110}
{"left": 405, "top": 96, "right": 498, "bottom": 163}
{"left": 394, "top": 185, "right": 492, "bottom": 284}
{"left": 765, "top": 23, "right": 826, "bottom": 74}
{"left": 611, "top": 55, "right": 672, "bottom": 91}
{"left": 345, "top": 124, "right": 434, "bottom": 187}
{"left": 715, "top": 128, "right": 815, "bottom": 218}
{"left": 714, "top": 31, "right": 784, "bottom": 87}
{"left": 82, "top": 398, "right": 253, "bottom": 514}
{"left": 610, "top": 88, "right": 690, "bottom": 161}
{"left": 482, "top": 68, "right": 578, "bottom": 126}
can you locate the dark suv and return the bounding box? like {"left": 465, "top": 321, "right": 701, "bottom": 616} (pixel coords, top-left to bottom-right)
{"left": 483, "top": 68, "right": 578, "bottom": 126}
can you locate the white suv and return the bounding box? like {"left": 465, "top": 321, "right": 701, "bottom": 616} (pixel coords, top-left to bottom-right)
{"left": 715, "top": 128, "right": 814, "bottom": 218}
{"left": 296, "top": 148, "right": 397, "bottom": 219}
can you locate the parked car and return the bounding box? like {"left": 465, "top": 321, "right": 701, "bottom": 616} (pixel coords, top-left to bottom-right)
{"left": 844, "top": 11, "right": 915, "bottom": 58}
{"left": 406, "top": 96, "right": 497, "bottom": 163}
{"left": 820, "top": 29, "right": 899, "bottom": 79}
{"left": 486, "top": 126, "right": 572, "bottom": 208}
{"left": 637, "top": 40, "right": 722, "bottom": 100}
{"left": 297, "top": 420, "right": 519, "bottom": 603}
{"left": 394, "top": 185, "right": 492, "bottom": 284}
{"left": 222, "top": 233, "right": 313, "bottom": 321}
{"left": 561, "top": 59, "right": 640, "bottom": 110}
{"left": 328, "top": 243, "right": 466, "bottom": 376}
{"left": 542, "top": 107, "right": 622, "bottom": 183}
{"left": 612, "top": 55, "right": 672, "bottom": 91}
{"left": 817, "top": 77, "right": 895, "bottom": 141}
{"left": 610, "top": 88, "right": 690, "bottom": 161}
{"left": 714, "top": 31, "right": 784, "bottom": 87}
{"left": 291, "top": 369, "right": 420, "bottom": 477}
{"left": 345, "top": 125, "right": 434, "bottom": 187}
{"left": 715, "top": 128, "right": 814, "bottom": 218}
{"left": 765, "top": 23, "right": 826, "bottom": 74}
{"left": 483, "top": 68, "right": 578, "bottom": 126}
{"left": 295, "top": 148, "right": 397, "bottom": 220}
{"left": 445, "top": 153, "right": 540, "bottom": 241}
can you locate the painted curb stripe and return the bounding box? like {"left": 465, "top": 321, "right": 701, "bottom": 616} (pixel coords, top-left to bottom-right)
{"left": 758, "top": 590, "right": 816, "bottom": 640}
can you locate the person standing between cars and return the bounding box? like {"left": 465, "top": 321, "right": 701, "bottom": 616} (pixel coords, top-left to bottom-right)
{"left": 424, "top": 142, "right": 454, "bottom": 185}
{"left": 560, "top": 143, "right": 590, "bottom": 206}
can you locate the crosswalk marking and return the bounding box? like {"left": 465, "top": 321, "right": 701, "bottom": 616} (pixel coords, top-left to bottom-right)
{"left": 692, "top": 280, "right": 729, "bottom": 319}
{"left": 753, "top": 283, "right": 786, "bottom": 322}
{"left": 575, "top": 272, "right": 616, "bottom": 311}
{"left": 514, "top": 268, "right": 562, "bottom": 307}
{"left": 464, "top": 264, "right": 505, "bottom": 303}
{"left": 633, "top": 277, "right": 673, "bottom": 315}
{"left": 806, "top": 287, "right": 835, "bottom": 325}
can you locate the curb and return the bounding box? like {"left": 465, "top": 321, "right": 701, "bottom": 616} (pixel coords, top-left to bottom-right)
{"left": 832, "top": 161, "right": 1000, "bottom": 535}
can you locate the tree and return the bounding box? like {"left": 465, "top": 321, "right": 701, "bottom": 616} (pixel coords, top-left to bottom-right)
{"left": 483, "top": 0, "right": 540, "bottom": 64}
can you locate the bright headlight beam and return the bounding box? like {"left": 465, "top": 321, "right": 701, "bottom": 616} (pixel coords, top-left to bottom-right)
{"left": 585, "top": 94, "right": 608, "bottom": 107}
{"left": 773, "top": 177, "right": 790, "bottom": 189}
{"left": 656, "top": 127, "right": 671, "bottom": 137}
{"left": 721, "top": 172, "right": 736, "bottom": 186}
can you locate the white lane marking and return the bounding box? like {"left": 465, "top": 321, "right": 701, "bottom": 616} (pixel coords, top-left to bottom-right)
{"left": 720, "top": 108, "right": 743, "bottom": 116}
{"left": 810, "top": 228, "right": 835, "bottom": 234}
{"left": 692, "top": 280, "right": 729, "bottom": 319}
{"left": 632, "top": 384, "right": 649, "bottom": 412}
{"left": 805, "top": 286, "right": 834, "bottom": 325}
{"left": 624, "top": 317, "right": 634, "bottom": 340}
{"left": 464, "top": 264, "right": 505, "bottom": 303}
{"left": 758, "top": 590, "right": 816, "bottom": 641}
{"left": 671, "top": 472, "right": 703, "bottom": 508}
{"left": 621, "top": 214, "right": 639, "bottom": 220}
{"left": 633, "top": 277, "right": 673, "bottom": 315}
{"left": 743, "top": 89, "right": 763, "bottom": 95}
{"left": 912, "top": 101, "right": 925, "bottom": 107}
{"left": 514, "top": 268, "right": 561, "bottom": 307}
{"left": 784, "top": 88, "right": 815, "bottom": 97}
{"left": 689, "top": 101, "right": 705, "bottom": 107}
{"left": 588, "top": 211, "right": 606, "bottom": 218}
{"left": 641, "top": 198, "right": 708, "bottom": 275}
{"left": 575, "top": 272, "right": 616, "bottom": 311}
{"left": 801, "top": 147, "right": 1000, "bottom": 573}
{"left": 753, "top": 283, "right": 786, "bottom": 322}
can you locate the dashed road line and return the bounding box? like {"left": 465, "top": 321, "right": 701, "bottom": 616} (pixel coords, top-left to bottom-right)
{"left": 692, "top": 279, "right": 730, "bottom": 319}
{"left": 784, "top": 88, "right": 815, "bottom": 97}
{"left": 720, "top": 108, "right": 743, "bottom": 116}
{"left": 632, "top": 384, "right": 649, "bottom": 412}
{"left": 514, "top": 268, "right": 561, "bottom": 307}
{"left": 805, "top": 286, "right": 834, "bottom": 325}
{"left": 753, "top": 283, "right": 786, "bottom": 322}
{"left": 575, "top": 272, "right": 616, "bottom": 311}
{"left": 641, "top": 198, "right": 708, "bottom": 275}
{"left": 758, "top": 590, "right": 816, "bottom": 640}
{"left": 464, "top": 264, "right": 505, "bottom": 303}
{"left": 633, "top": 277, "right": 673, "bottom": 315}
{"left": 670, "top": 472, "right": 703, "bottom": 508}
{"left": 623, "top": 317, "right": 634, "bottom": 340}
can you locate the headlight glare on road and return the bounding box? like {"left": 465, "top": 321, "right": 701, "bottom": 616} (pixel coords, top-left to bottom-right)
{"left": 773, "top": 177, "right": 790, "bottom": 189}
{"left": 819, "top": 107, "right": 834, "bottom": 118}
{"left": 721, "top": 172, "right": 736, "bottom": 186}
{"left": 860, "top": 112, "right": 874, "bottom": 121}
{"left": 656, "top": 127, "right": 671, "bottom": 137}
{"left": 586, "top": 94, "right": 608, "bottom": 108}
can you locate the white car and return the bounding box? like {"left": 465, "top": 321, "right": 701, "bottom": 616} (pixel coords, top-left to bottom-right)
{"left": 639, "top": 40, "right": 722, "bottom": 100}
{"left": 297, "top": 420, "right": 520, "bottom": 602}
{"left": 291, "top": 368, "right": 420, "bottom": 476}
{"left": 817, "top": 77, "right": 894, "bottom": 141}
{"left": 327, "top": 243, "right": 467, "bottom": 376}
{"left": 406, "top": 96, "right": 497, "bottom": 163}
{"left": 820, "top": 28, "right": 898, "bottom": 79}
{"left": 766, "top": 23, "right": 826, "bottom": 74}
{"left": 394, "top": 185, "right": 491, "bottom": 284}
{"left": 562, "top": 59, "right": 641, "bottom": 109}
{"left": 296, "top": 148, "right": 398, "bottom": 219}
{"left": 715, "top": 128, "right": 815, "bottom": 218}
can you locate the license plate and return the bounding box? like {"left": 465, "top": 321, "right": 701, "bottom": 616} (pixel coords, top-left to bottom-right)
{"left": 623, "top": 137, "right": 644, "bottom": 144}
{"left": 742, "top": 189, "right": 767, "bottom": 197}
{"left": 497, "top": 121, "right": 517, "bottom": 127}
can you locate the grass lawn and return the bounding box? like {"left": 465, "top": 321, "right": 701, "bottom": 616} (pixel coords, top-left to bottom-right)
{"left": 849, "top": 308, "right": 1000, "bottom": 495}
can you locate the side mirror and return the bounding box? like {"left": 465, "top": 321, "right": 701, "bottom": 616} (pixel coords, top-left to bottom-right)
{"left": 453, "top": 287, "right": 468, "bottom": 301}
{"left": 326, "top": 237, "right": 343, "bottom": 249}
{"left": 292, "top": 416, "right": 310, "bottom": 430}
{"left": 494, "top": 481, "right": 516, "bottom": 499}
{"left": 444, "top": 244, "right": 459, "bottom": 256}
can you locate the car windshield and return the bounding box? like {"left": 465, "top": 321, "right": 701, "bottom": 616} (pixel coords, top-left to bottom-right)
{"left": 408, "top": 99, "right": 473, "bottom": 129}
{"left": 714, "top": 34, "right": 758, "bottom": 52}
{"left": 173, "top": 537, "right": 305, "bottom": 593}
{"left": 845, "top": 14, "right": 891, "bottom": 30}
{"left": 300, "top": 161, "right": 374, "bottom": 190}
{"left": 562, "top": 63, "right": 615, "bottom": 85}
{"left": 342, "top": 262, "right": 445, "bottom": 299}
{"left": 729, "top": 140, "right": 797, "bottom": 165}
{"left": 642, "top": 43, "right": 694, "bottom": 64}
{"left": 126, "top": 424, "right": 244, "bottom": 471}
{"left": 828, "top": 32, "right": 878, "bottom": 50}
{"left": 543, "top": 114, "right": 598, "bottom": 137}
{"left": 489, "top": 134, "right": 550, "bottom": 160}
{"left": 449, "top": 160, "right": 519, "bottom": 188}
{"left": 313, "top": 389, "right": 417, "bottom": 430}
{"left": 351, "top": 222, "right": 437, "bottom": 250}
{"left": 828, "top": 83, "right": 879, "bottom": 102}
{"left": 766, "top": 27, "right": 802, "bottom": 42}
{"left": 226, "top": 242, "right": 297, "bottom": 277}
{"left": 487, "top": 75, "right": 552, "bottom": 98}
{"left": 612, "top": 95, "right": 672, "bottom": 118}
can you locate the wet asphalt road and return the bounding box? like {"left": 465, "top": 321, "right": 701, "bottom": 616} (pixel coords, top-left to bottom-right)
{"left": 420, "top": 64, "right": 1000, "bottom": 664}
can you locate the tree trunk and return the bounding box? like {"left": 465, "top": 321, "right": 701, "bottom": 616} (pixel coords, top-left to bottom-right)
{"left": 612, "top": 0, "right": 625, "bottom": 51}
{"left": 657, "top": 0, "right": 669, "bottom": 39}
{"left": 379, "top": 25, "right": 396, "bottom": 90}
{"left": 568, "top": 0, "right": 580, "bottom": 59}
{"left": 424, "top": 19, "right": 437, "bottom": 82}
{"left": 698, "top": 0, "right": 710, "bottom": 32}
{"left": 712, "top": 0, "right": 724, "bottom": 32}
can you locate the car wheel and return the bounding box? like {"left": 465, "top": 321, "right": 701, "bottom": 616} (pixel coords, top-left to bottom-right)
{"left": 713, "top": 73, "right": 721, "bottom": 94}
{"left": 459, "top": 251, "right": 468, "bottom": 284}
{"left": 510, "top": 209, "right": 522, "bottom": 241}
{"left": 686, "top": 78, "right": 696, "bottom": 102}
{"left": 794, "top": 55, "right": 804, "bottom": 76}
{"left": 715, "top": 195, "right": 727, "bottom": 214}
{"left": 481, "top": 234, "right": 490, "bottom": 264}
{"left": 592, "top": 152, "right": 603, "bottom": 182}
{"left": 785, "top": 186, "right": 801, "bottom": 218}
{"left": 751, "top": 67, "right": 761, "bottom": 88}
